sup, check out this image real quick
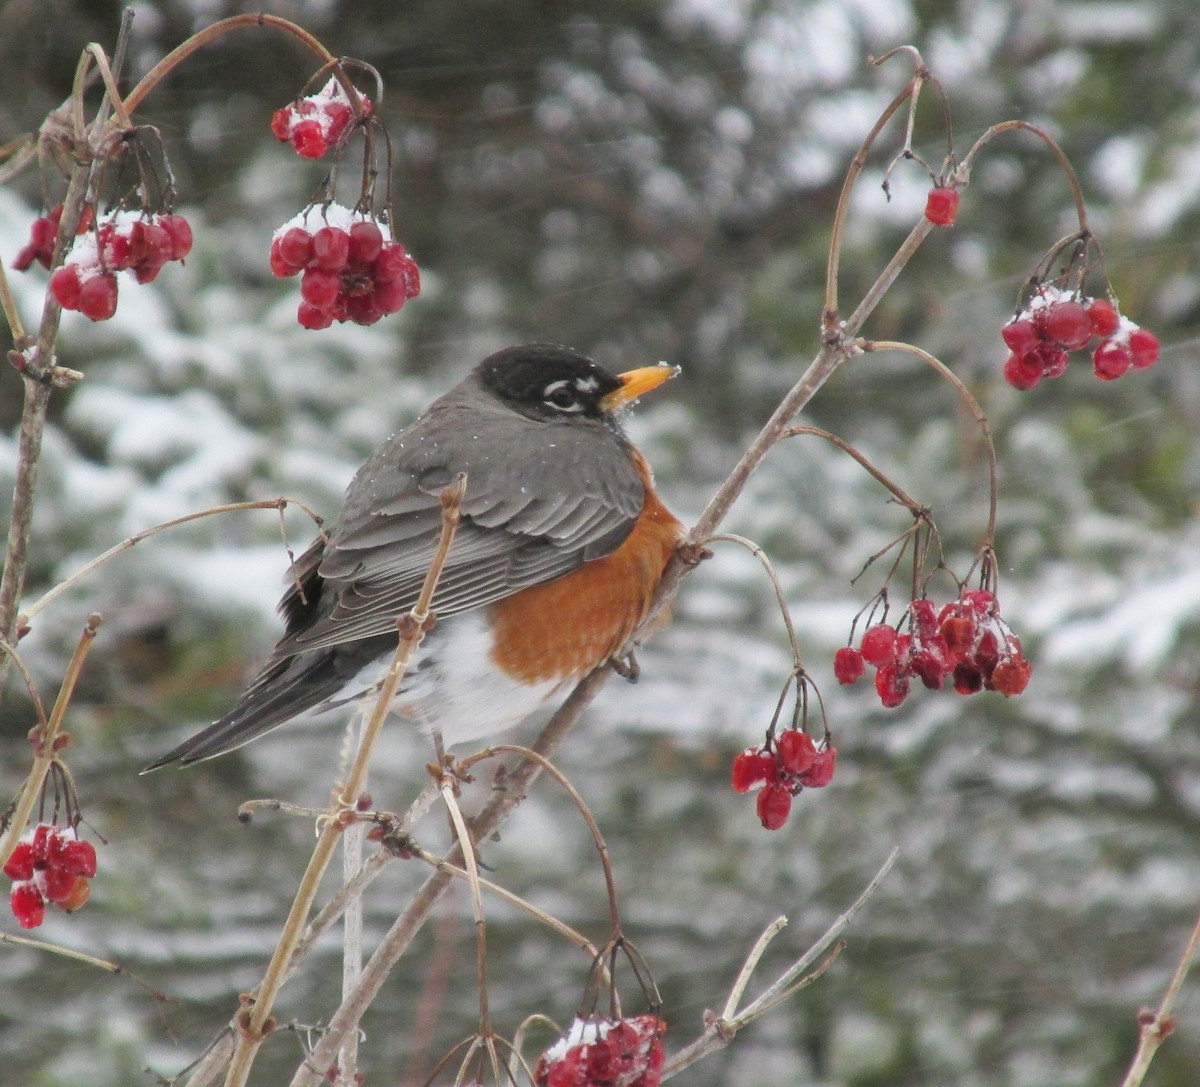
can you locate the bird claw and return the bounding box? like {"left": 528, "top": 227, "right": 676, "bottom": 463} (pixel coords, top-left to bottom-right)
{"left": 611, "top": 651, "right": 640, "bottom": 683}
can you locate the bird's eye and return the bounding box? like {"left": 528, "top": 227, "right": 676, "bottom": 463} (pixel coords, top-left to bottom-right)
{"left": 543, "top": 381, "right": 582, "bottom": 412}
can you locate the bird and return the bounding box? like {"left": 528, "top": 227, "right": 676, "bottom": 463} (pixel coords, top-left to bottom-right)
{"left": 144, "top": 343, "right": 682, "bottom": 770}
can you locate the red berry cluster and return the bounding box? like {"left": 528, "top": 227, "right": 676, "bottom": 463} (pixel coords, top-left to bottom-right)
{"left": 271, "top": 77, "right": 371, "bottom": 159}
{"left": 924, "top": 186, "right": 960, "bottom": 227}
{"left": 835, "top": 591, "right": 1031, "bottom": 708}
{"left": 534, "top": 1015, "right": 666, "bottom": 1087}
{"left": 270, "top": 204, "right": 420, "bottom": 329}
{"left": 731, "top": 729, "right": 837, "bottom": 830}
{"left": 1001, "top": 286, "right": 1160, "bottom": 390}
{"left": 5, "top": 823, "right": 97, "bottom": 929}
{"left": 11, "top": 203, "right": 95, "bottom": 271}
{"left": 46, "top": 211, "right": 194, "bottom": 322}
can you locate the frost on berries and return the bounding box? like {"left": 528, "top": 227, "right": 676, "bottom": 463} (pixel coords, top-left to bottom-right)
{"left": 534, "top": 1014, "right": 666, "bottom": 1087}
{"left": 730, "top": 729, "right": 838, "bottom": 831}
{"left": 836, "top": 590, "right": 1032, "bottom": 708}
{"left": 271, "top": 77, "right": 372, "bottom": 160}
{"left": 270, "top": 204, "right": 420, "bottom": 329}
{"left": 40, "top": 209, "right": 194, "bottom": 322}
{"left": 5, "top": 823, "right": 98, "bottom": 929}
{"left": 999, "top": 285, "right": 1160, "bottom": 390}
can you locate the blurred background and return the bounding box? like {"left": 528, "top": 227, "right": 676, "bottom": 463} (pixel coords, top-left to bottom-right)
{"left": 1, "top": 1, "right": 1199, "bottom": 1084}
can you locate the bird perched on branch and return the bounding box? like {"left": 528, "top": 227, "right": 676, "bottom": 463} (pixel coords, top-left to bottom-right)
{"left": 145, "top": 343, "right": 682, "bottom": 770}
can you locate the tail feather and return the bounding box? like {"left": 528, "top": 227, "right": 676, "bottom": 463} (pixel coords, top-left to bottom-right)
{"left": 142, "top": 648, "right": 352, "bottom": 771}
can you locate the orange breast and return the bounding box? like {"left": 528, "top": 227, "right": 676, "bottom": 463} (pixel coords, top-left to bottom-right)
{"left": 488, "top": 453, "right": 682, "bottom": 684}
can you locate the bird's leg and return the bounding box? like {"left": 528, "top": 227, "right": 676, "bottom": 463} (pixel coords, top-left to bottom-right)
{"left": 611, "top": 650, "right": 640, "bottom": 684}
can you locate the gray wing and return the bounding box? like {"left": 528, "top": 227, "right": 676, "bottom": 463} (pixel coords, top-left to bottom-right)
{"left": 274, "top": 394, "right": 644, "bottom": 655}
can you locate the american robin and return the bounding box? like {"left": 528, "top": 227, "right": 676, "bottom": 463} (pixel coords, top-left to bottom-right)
{"left": 144, "top": 343, "right": 682, "bottom": 770}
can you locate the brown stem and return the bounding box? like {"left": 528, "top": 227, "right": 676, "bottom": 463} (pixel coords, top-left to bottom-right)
{"left": 282, "top": 668, "right": 614, "bottom": 1087}
{"left": 960, "top": 119, "right": 1089, "bottom": 234}
{"left": 1117, "top": 904, "right": 1200, "bottom": 1087}
{"left": 781, "top": 425, "right": 925, "bottom": 512}
{"left": 860, "top": 340, "right": 998, "bottom": 542}
{"left": 824, "top": 79, "right": 919, "bottom": 326}
{"left": 122, "top": 15, "right": 351, "bottom": 118}
{"left": 0, "top": 614, "right": 101, "bottom": 875}
{"left": 222, "top": 479, "right": 465, "bottom": 1087}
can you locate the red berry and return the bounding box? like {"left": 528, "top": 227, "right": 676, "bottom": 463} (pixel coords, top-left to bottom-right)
{"left": 798, "top": 747, "right": 837, "bottom": 788}
{"left": 374, "top": 242, "right": 413, "bottom": 282}
{"left": 952, "top": 663, "right": 984, "bottom": 695}
{"left": 1043, "top": 300, "right": 1093, "bottom": 350}
{"left": 160, "top": 214, "right": 194, "bottom": 260}
{"left": 10, "top": 882, "right": 45, "bottom": 929}
{"left": 324, "top": 102, "right": 353, "bottom": 144}
{"left": 833, "top": 646, "right": 865, "bottom": 685}
{"left": 908, "top": 598, "right": 938, "bottom": 639}
{"left": 1093, "top": 339, "right": 1132, "bottom": 380}
{"left": 277, "top": 227, "right": 313, "bottom": 271}
{"left": 373, "top": 278, "right": 410, "bottom": 315}
{"left": 41, "top": 864, "right": 77, "bottom": 903}
{"left": 860, "top": 623, "right": 898, "bottom": 667}
{"left": 270, "top": 106, "right": 293, "bottom": 141}
{"left": 991, "top": 655, "right": 1032, "bottom": 696}
{"left": 1128, "top": 329, "right": 1160, "bottom": 370}
{"left": 939, "top": 615, "right": 975, "bottom": 657}
{"left": 78, "top": 273, "right": 119, "bottom": 321}
{"left": 776, "top": 730, "right": 817, "bottom": 775}
{"left": 31, "top": 824, "right": 53, "bottom": 863}
{"left": 348, "top": 221, "right": 384, "bottom": 265}
{"left": 3, "top": 842, "right": 34, "bottom": 882}
{"left": 1003, "top": 350, "right": 1042, "bottom": 390}
{"left": 290, "top": 119, "right": 328, "bottom": 159}
{"left": 300, "top": 267, "right": 341, "bottom": 309}
{"left": 874, "top": 662, "right": 910, "bottom": 708}
{"left": 298, "top": 301, "right": 335, "bottom": 330}
{"left": 1031, "top": 341, "right": 1070, "bottom": 379}
{"left": 50, "top": 265, "right": 83, "bottom": 310}
{"left": 311, "top": 226, "right": 350, "bottom": 271}
{"left": 346, "top": 292, "right": 384, "bottom": 326}
{"left": 1087, "top": 298, "right": 1120, "bottom": 337}
{"left": 962, "top": 589, "right": 995, "bottom": 616}
{"left": 59, "top": 839, "right": 96, "bottom": 879}
{"left": 924, "top": 186, "right": 959, "bottom": 227}
{"left": 1001, "top": 319, "right": 1039, "bottom": 355}
{"left": 100, "top": 225, "right": 133, "bottom": 271}
{"left": 54, "top": 875, "right": 90, "bottom": 913}
{"left": 133, "top": 253, "right": 167, "bottom": 284}
{"left": 730, "top": 748, "right": 776, "bottom": 793}
{"left": 756, "top": 783, "right": 792, "bottom": 830}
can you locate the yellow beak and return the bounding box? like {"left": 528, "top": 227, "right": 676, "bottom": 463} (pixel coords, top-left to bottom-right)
{"left": 600, "top": 363, "right": 681, "bottom": 412}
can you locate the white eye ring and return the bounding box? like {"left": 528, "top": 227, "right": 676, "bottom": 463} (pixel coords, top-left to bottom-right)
{"left": 543, "top": 379, "right": 583, "bottom": 412}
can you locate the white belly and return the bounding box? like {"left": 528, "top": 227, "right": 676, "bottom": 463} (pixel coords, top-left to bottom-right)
{"left": 328, "top": 610, "right": 566, "bottom": 749}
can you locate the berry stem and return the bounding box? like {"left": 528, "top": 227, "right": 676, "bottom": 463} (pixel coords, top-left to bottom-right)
{"left": 708, "top": 534, "right": 805, "bottom": 672}
{"left": 782, "top": 425, "right": 927, "bottom": 513}
{"left": 121, "top": 15, "right": 353, "bottom": 119}
{"left": 960, "top": 119, "right": 1090, "bottom": 234}
{"left": 0, "top": 614, "right": 100, "bottom": 879}
{"left": 824, "top": 77, "right": 924, "bottom": 330}
{"left": 861, "top": 340, "right": 999, "bottom": 545}
{"left": 462, "top": 745, "right": 625, "bottom": 944}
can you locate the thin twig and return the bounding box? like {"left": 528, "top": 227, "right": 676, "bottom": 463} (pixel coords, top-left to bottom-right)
{"left": 662, "top": 847, "right": 899, "bottom": 1078}
{"left": 860, "top": 339, "right": 999, "bottom": 542}
{"left": 221, "top": 478, "right": 466, "bottom": 1087}
{"left": 0, "top": 615, "right": 101, "bottom": 874}
{"left": 1118, "top": 904, "right": 1200, "bottom": 1087}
